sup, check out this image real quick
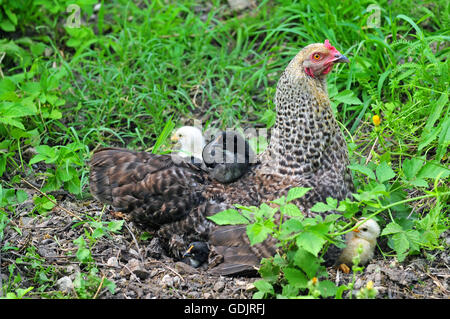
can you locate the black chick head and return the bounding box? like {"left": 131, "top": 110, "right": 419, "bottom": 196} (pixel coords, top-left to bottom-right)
{"left": 183, "top": 241, "right": 210, "bottom": 268}
{"left": 202, "top": 130, "right": 256, "bottom": 183}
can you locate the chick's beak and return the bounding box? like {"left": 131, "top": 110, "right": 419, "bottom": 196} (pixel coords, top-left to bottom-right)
{"left": 171, "top": 134, "right": 179, "bottom": 142}
{"left": 352, "top": 228, "right": 360, "bottom": 233}
{"left": 183, "top": 244, "right": 194, "bottom": 257}
{"left": 333, "top": 53, "right": 349, "bottom": 63}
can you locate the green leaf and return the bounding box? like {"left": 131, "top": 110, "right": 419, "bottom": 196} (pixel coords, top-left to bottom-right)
{"left": 76, "top": 247, "right": 91, "bottom": 263}
{"left": 0, "top": 117, "right": 24, "bottom": 129}
{"left": 0, "top": 19, "right": 15, "bottom": 32}
{"left": 348, "top": 164, "right": 376, "bottom": 180}
{"left": 207, "top": 209, "right": 249, "bottom": 225}
{"left": 33, "top": 195, "right": 56, "bottom": 213}
{"left": 283, "top": 267, "right": 308, "bottom": 288}
{"left": 409, "top": 178, "right": 428, "bottom": 188}
{"left": 286, "top": 187, "right": 311, "bottom": 203}
{"left": 280, "top": 219, "right": 304, "bottom": 237}
{"left": 310, "top": 197, "right": 337, "bottom": 213}
{"left": 16, "top": 190, "right": 28, "bottom": 203}
{"left": 293, "top": 248, "right": 319, "bottom": 278}
{"left": 381, "top": 222, "right": 403, "bottom": 236}
{"left": 296, "top": 231, "right": 326, "bottom": 256}
{"left": 402, "top": 157, "right": 424, "bottom": 180}
{"left": 376, "top": 161, "right": 396, "bottom": 183}
{"left": 257, "top": 203, "right": 278, "bottom": 219}
{"left": 405, "top": 230, "right": 421, "bottom": 253}
{"left": 246, "top": 220, "right": 274, "bottom": 245}
{"left": 310, "top": 202, "right": 331, "bottom": 213}
{"left": 107, "top": 220, "right": 124, "bottom": 232}
{"left": 318, "top": 280, "right": 338, "bottom": 298}
{"left": 270, "top": 196, "right": 286, "bottom": 206}
{"left": 253, "top": 279, "right": 274, "bottom": 294}
{"left": 417, "top": 162, "right": 450, "bottom": 180}
{"left": 280, "top": 203, "right": 303, "bottom": 217}
{"left": 258, "top": 259, "right": 280, "bottom": 283}
{"left": 334, "top": 89, "right": 363, "bottom": 105}
{"left": 392, "top": 232, "right": 409, "bottom": 260}
{"left": 92, "top": 228, "right": 105, "bottom": 239}
{"left": 56, "top": 167, "right": 75, "bottom": 182}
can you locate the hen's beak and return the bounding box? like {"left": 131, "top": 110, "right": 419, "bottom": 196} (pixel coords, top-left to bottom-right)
{"left": 171, "top": 134, "right": 179, "bottom": 142}
{"left": 352, "top": 228, "right": 360, "bottom": 233}
{"left": 333, "top": 54, "right": 349, "bottom": 63}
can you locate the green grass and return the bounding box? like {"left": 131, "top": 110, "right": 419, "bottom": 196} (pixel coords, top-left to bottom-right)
{"left": 0, "top": 0, "right": 449, "bottom": 298}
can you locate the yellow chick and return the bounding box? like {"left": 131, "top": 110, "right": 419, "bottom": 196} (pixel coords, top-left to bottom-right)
{"left": 170, "top": 126, "right": 205, "bottom": 162}
{"left": 337, "top": 218, "right": 380, "bottom": 273}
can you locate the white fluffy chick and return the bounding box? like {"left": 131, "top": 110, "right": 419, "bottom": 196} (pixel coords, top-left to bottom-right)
{"left": 337, "top": 218, "right": 381, "bottom": 273}
{"left": 170, "top": 126, "right": 205, "bottom": 162}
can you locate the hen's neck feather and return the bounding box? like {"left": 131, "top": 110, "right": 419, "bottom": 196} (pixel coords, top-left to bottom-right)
{"left": 258, "top": 61, "right": 341, "bottom": 178}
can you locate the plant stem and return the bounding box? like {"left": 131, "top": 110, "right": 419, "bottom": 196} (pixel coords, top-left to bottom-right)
{"left": 330, "top": 191, "right": 450, "bottom": 237}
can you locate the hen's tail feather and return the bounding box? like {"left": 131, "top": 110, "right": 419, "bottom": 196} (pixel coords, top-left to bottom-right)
{"left": 208, "top": 225, "right": 277, "bottom": 276}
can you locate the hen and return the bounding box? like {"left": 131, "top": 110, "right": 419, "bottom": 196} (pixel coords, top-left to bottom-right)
{"left": 89, "top": 39, "right": 353, "bottom": 274}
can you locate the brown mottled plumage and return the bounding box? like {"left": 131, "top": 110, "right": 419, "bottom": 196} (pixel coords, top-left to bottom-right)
{"left": 89, "top": 40, "right": 354, "bottom": 274}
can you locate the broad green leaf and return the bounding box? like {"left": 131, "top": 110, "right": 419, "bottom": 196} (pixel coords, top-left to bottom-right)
{"left": 280, "top": 219, "right": 304, "bottom": 237}
{"left": 293, "top": 248, "right": 319, "bottom": 278}
{"left": 405, "top": 230, "right": 421, "bottom": 252}
{"left": 92, "top": 228, "right": 105, "bottom": 239}
{"left": 392, "top": 232, "right": 409, "bottom": 257}
{"left": 296, "top": 231, "right": 326, "bottom": 256}
{"left": 246, "top": 221, "right": 274, "bottom": 245}
{"left": 286, "top": 187, "right": 311, "bottom": 203}
{"left": 417, "top": 162, "right": 450, "bottom": 180}
{"left": 16, "top": 190, "right": 28, "bottom": 203}
{"left": 409, "top": 178, "right": 428, "bottom": 188}
{"left": 258, "top": 259, "right": 280, "bottom": 283}
{"left": 310, "top": 202, "right": 331, "bottom": 213}
{"left": 76, "top": 247, "right": 91, "bottom": 263}
{"left": 107, "top": 220, "right": 124, "bottom": 232}
{"left": 348, "top": 164, "right": 376, "bottom": 180}
{"left": 402, "top": 157, "right": 424, "bottom": 180}
{"left": 318, "top": 280, "right": 338, "bottom": 298}
{"left": 376, "top": 161, "right": 396, "bottom": 183}
{"left": 253, "top": 279, "right": 274, "bottom": 294}
{"left": 310, "top": 197, "right": 337, "bottom": 212}
{"left": 381, "top": 222, "right": 403, "bottom": 236}
{"left": 207, "top": 209, "right": 249, "bottom": 225}
{"left": 283, "top": 268, "right": 308, "bottom": 288}
{"left": 334, "top": 89, "right": 363, "bottom": 105}
{"left": 0, "top": 117, "right": 24, "bottom": 129}
{"left": 258, "top": 203, "right": 278, "bottom": 219}
{"left": 280, "top": 203, "right": 303, "bottom": 217}
{"left": 270, "top": 196, "right": 286, "bottom": 206}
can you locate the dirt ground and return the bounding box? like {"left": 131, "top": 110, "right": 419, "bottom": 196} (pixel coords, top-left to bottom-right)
{"left": 1, "top": 187, "right": 449, "bottom": 299}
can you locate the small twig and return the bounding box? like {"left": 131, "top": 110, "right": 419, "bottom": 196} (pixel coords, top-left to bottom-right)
{"left": 365, "top": 136, "right": 378, "bottom": 165}
{"left": 20, "top": 178, "right": 93, "bottom": 233}
{"left": 146, "top": 259, "right": 185, "bottom": 282}
{"left": 93, "top": 276, "right": 105, "bottom": 299}
{"left": 124, "top": 222, "right": 144, "bottom": 264}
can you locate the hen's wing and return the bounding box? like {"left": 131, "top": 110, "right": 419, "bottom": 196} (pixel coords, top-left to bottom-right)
{"left": 89, "top": 147, "right": 207, "bottom": 229}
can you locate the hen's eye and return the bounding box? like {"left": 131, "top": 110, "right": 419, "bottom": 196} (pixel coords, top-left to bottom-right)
{"left": 361, "top": 227, "right": 367, "bottom": 232}
{"left": 313, "top": 53, "right": 321, "bottom": 60}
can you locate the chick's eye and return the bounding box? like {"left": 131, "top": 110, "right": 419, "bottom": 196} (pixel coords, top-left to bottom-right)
{"left": 361, "top": 228, "right": 368, "bottom": 232}
{"left": 313, "top": 53, "right": 321, "bottom": 60}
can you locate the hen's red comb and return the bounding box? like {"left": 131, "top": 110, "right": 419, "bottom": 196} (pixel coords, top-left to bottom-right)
{"left": 324, "top": 39, "right": 335, "bottom": 51}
